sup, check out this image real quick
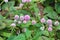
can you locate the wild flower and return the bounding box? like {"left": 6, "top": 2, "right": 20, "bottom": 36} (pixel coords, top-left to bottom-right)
{"left": 40, "top": 18, "right": 46, "bottom": 23}
{"left": 10, "top": 23, "right": 16, "bottom": 27}
{"left": 20, "top": 16, "right": 24, "bottom": 21}
{"left": 54, "top": 21, "right": 59, "bottom": 26}
{"left": 14, "top": 15, "right": 19, "bottom": 20}
{"left": 24, "top": 15, "right": 30, "bottom": 21}
{"left": 48, "top": 27, "right": 52, "bottom": 31}
{"left": 32, "top": 20, "right": 36, "bottom": 25}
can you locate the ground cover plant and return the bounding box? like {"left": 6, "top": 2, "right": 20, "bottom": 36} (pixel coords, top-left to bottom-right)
{"left": 0, "top": 0, "right": 60, "bottom": 40}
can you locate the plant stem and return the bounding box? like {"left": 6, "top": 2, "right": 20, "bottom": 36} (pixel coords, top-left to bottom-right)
{"left": 0, "top": 1, "right": 4, "bottom": 6}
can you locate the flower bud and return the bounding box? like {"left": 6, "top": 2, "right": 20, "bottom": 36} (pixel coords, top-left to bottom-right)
{"left": 40, "top": 18, "right": 46, "bottom": 23}
{"left": 18, "top": 21, "right": 21, "bottom": 24}
{"left": 22, "top": 28, "right": 26, "bottom": 32}
{"left": 47, "top": 19, "right": 52, "bottom": 25}
{"left": 19, "top": 3, "right": 24, "bottom": 8}
{"left": 14, "top": 20, "right": 17, "bottom": 23}
{"left": 22, "top": 0, "right": 27, "bottom": 3}
{"left": 23, "top": 20, "right": 27, "bottom": 24}
{"left": 32, "top": 20, "right": 36, "bottom": 25}
{"left": 4, "top": 0, "right": 8, "bottom": 2}
{"left": 20, "top": 16, "right": 24, "bottom": 21}
{"left": 48, "top": 27, "right": 52, "bottom": 31}
{"left": 40, "top": 26, "right": 44, "bottom": 31}
{"left": 49, "top": 24, "right": 52, "bottom": 27}
{"left": 10, "top": 23, "right": 16, "bottom": 27}
{"left": 16, "top": 30, "right": 20, "bottom": 35}
{"left": 14, "top": 15, "right": 19, "bottom": 20}
{"left": 24, "top": 15, "right": 30, "bottom": 21}
{"left": 54, "top": 21, "right": 59, "bottom": 26}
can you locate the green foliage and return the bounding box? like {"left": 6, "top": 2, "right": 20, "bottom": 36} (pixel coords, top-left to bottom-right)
{"left": 55, "top": 3, "right": 60, "bottom": 13}
{"left": 0, "top": 0, "right": 60, "bottom": 40}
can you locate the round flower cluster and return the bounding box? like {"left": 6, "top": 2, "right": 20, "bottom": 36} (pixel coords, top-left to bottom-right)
{"left": 22, "top": 0, "right": 31, "bottom": 3}
{"left": 10, "top": 15, "right": 31, "bottom": 27}
{"left": 40, "top": 18, "right": 59, "bottom": 31}
{"left": 11, "top": 15, "right": 59, "bottom": 32}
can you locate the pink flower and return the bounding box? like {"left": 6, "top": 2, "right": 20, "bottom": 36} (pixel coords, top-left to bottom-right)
{"left": 26, "top": 0, "right": 31, "bottom": 2}
{"left": 24, "top": 15, "right": 30, "bottom": 21}
{"left": 47, "top": 19, "right": 52, "bottom": 25}
{"left": 48, "top": 27, "right": 52, "bottom": 31}
{"left": 14, "top": 15, "right": 19, "bottom": 20}
{"left": 32, "top": 20, "right": 36, "bottom": 25}
{"left": 4, "top": 0, "right": 8, "bottom": 2}
{"left": 19, "top": 3, "right": 24, "bottom": 8}
{"left": 22, "top": 0, "right": 27, "bottom": 3}
{"left": 54, "top": 21, "right": 59, "bottom": 26}
{"left": 22, "top": 0, "right": 31, "bottom": 3}
{"left": 20, "top": 16, "right": 24, "bottom": 21}
{"left": 23, "top": 20, "right": 27, "bottom": 24}
{"left": 40, "top": 18, "right": 46, "bottom": 23}
{"left": 10, "top": 23, "right": 16, "bottom": 27}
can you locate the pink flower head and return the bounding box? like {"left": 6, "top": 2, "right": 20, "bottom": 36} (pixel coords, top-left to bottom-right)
{"left": 10, "top": 23, "right": 16, "bottom": 27}
{"left": 24, "top": 15, "right": 30, "bottom": 21}
{"left": 22, "top": 0, "right": 27, "bottom": 3}
{"left": 22, "top": 0, "right": 31, "bottom": 3}
{"left": 54, "top": 21, "right": 59, "bottom": 26}
{"left": 23, "top": 20, "right": 27, "bottom": 24}
{"left": 40, "top": 18, "right": 46, "bottom": 23}
{"left": 14, "top": 15, "right": 19, "bottom": 20}
{"left": 47, "top": 19, "right": 52, "bottom": 25}
{"left": 48, "top": 27, "right": 52, "bottom": 31}
{"left": 32, "top": 20, "right": 36, "bottom": 25}
{"left": 26, "top": 0, "right": 31, "bottom": 2}
{"left": 4, "top": 0, "right": 8, "bottom": 2}
{"left": 19, "top": 3, "right": 24, "bottom": 8}
{"left": 20, "top": 16, "right": 24, "bottom": 21}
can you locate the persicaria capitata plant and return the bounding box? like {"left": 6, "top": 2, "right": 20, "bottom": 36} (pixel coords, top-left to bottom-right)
{"left": 0, "top": 0, "right": 60, "bottom": 40}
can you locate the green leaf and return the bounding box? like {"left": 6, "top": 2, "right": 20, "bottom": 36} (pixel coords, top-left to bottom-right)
{"left": 42, "top": 36, "right": 49, "bottom": 40}
{"left": 56, "top": 30, "right": 60, "bottom": 39}
{"left": 44, "top": 6, "right": 53, "bottom": 14}
{"left": 33, "top": 31, "right": 42, "bottom": 40}
{"left": 0, "top": 15, "right": 4, "bottom": 20}
{"left": 35, "top": 23, "right": 42, "bottom": 27}
{"left": 44, "top": 6, "right": 58, "bottom": 19}
{"left": 56, "top": 25, "right": 60, "bottom": 30}
{"left": 58, "top": 17, "right": 60, "bottom": 21}
{"left": 21, "top": 21, "right": 31, "bottom": 28}
{"left": 1, "top": 32, "right": 11, "bottom": 38}
{"left": 13, "top": 34, "right": 26, "bottom": 40}
{"left": 55, "top": 3, "right": 60, "bottom": 13}
{"left": 0, "top": 37, "right": 4, "bottom": 40}
{"left": 7, "top": 36, "right": 16, "bottom": 40}
{"left": 24, "top": 29, "right": 31, "bottom": 38}
{"left": 43, "top": 30, "right": 49, "bottom": 36}
{"left": 2, "top": 1, "right": 15, "bottom": 10}
{"left": 47, "top": 11, "right": 58, "bottom": 19}
{"left": 0, "top": 22, "right": 6, "bottom": 30}
{"left": 8, "top": 1, "right": 15, "bottom": 7}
